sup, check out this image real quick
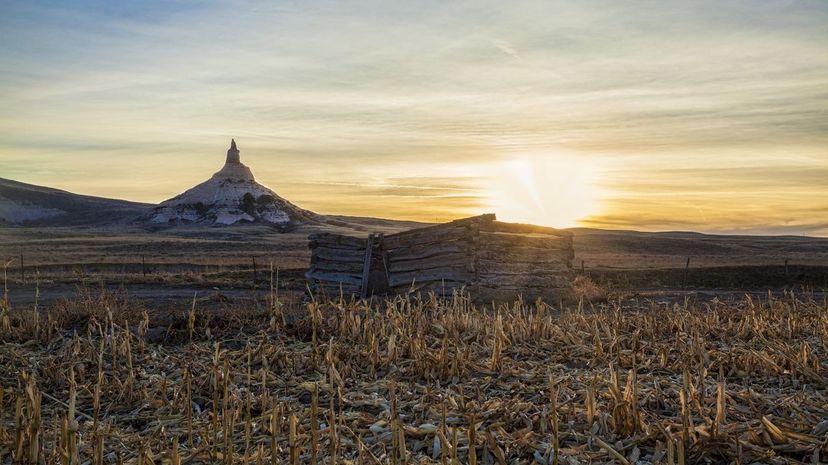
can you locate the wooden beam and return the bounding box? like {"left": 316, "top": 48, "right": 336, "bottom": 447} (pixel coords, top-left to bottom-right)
{"left": 310, "top": 246, "right": 366, "bottom": 262}
{"left": 360, "top": 233, "right": 375, "bottom": 298}
{"left": 476, "top": 261, "right": 570, "bottom": 275}
{"left": 479, "top": 220, "right": 573, "bottom": 238}
{"left": 308, "top": 261, "right": 365, "bottom": 274}
{"left": 478, "top": 231, "right": 572, "bottom": 250}
{"left": 388, "top": 268, "right": 472, "bottom": 288}
{"left": 387, "top": 253, "right": 471, "bottom": 273}
{"left": 476, "top": 247, "right": 573, "bottom": 263}
{"left": 384, "top": 228, "right": 471, "bottom": 249}
{"left": 383, "top": 214, "right": 494, "bottom": 243}
{"left": 385, "top": 241, "right": 472, "bottom": 262}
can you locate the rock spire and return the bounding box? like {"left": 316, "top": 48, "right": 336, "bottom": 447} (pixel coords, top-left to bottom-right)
{"left": 226, "top": 138, "right": 240, "bottom": 164}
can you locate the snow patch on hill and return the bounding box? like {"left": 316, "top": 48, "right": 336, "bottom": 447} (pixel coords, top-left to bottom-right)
{"left": 0, "top": 177, "right": 150, "bottom": 226}
{"left": 0, "top": 199, "right": 65, "bottom": 224}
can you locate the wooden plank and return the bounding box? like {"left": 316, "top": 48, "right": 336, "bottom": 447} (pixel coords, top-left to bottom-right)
{"left": 387, "top": 253, "right": 472, "bottom": 273}
{"left": 310, "top": 246, "right": 366, "bottom": 262}
{"left": 476, "top": 260, "right": 570, "bottom": 275}
{"left": 476, "top": 247, "right": 573, "bottom": 263}
{"left": 478, "top": 231, "right": 572, "bottom": 250}
{"left": 384, "top": 228, "right": 471, "bottom": 249}
{"left": 384, "top": 214, "right": 494, "bottom": 242}
{"left": 479, "top": 220, "right": 573, "bottom": 238}
{"left": 387, "top": 268, "right": 473, "bottom": 288}
{"left": 309, "top": 261, "right": 364, "bottom": 274}
{"left": 385, "top": 241, "right": 472, "bottom": 261}
{"left": 384, "top": 224, "right": 467, "bottom": 244}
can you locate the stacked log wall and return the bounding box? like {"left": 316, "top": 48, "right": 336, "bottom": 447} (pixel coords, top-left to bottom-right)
{"left": 475, "top": 220, "right": 574, "bottom": 302}
{"left": 306, "top": 232, "right": 367, "bottom": 296}
{"left": 383, "top": 216, "right": 481, "bottom": 297}
{"left": 305, "top": 214, "right": 575, "bottom": 302}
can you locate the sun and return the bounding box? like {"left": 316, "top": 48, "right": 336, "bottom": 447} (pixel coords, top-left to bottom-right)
{"left": 484, "top": 153, "right": 606, "bottom": 228}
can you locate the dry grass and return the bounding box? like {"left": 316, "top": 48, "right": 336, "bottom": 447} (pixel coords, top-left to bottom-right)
{"left": 572, "top": 276, "right": 609, "bottom": 303}
{"left": 0, "top": 287, "right": 826, "bottom": 464}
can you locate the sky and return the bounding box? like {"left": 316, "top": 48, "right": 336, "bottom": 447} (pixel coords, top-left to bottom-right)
{"left": 1, "top": 0, "right": 826, "bottom": 235}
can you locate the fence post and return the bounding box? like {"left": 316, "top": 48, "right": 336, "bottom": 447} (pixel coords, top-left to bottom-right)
{"left": 682, "top": 257, "right": 690, "bottom": 289}
{"left": 142, "top": 255, "right": 147, "bottom": 277}
{"left": 784, "top": 258, "right": 789, "bottom": 277}
{"left": 581, "top": 259, "right": 585, "bottom": 274}
{"left": 19, "top": 254, "right": 24, "bottom": 284}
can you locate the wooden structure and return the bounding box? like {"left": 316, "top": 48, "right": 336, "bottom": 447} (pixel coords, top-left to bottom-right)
{"left": 306, "top": 214, "right": 574, "bottom": 302}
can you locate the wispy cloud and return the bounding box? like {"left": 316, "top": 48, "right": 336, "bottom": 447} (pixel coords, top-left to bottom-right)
{"left": 0, "top": 0, "right": 826, "bottom": 234}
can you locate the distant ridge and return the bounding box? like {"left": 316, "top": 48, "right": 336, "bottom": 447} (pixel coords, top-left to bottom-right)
{"left": 0, "top": 177, "right": 149, "bottom": 226}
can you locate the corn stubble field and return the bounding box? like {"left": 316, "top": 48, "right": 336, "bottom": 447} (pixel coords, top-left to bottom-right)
{"left": 0, "top": 287, "right": 826, "bottom": 464}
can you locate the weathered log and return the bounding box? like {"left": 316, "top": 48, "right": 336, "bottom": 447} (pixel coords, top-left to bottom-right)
{"left": 384, "top": 214, "right": 493, "bottom": 243}
{"left": 308, "top": 261, "right": 364, "bottom": 274}
{"left": 382, "top": 216, "right": 491, "bottom": 247}
{"left": 476, "top": 260, "right": 570, "bottom": 275}
{"left": 478, "top": 231, "right": 572, "bottom": 250}
{"left": 476, "top": 246, "right": 573, "bottom": 263}
{"left": 480, "top": 220, "right": 573, "bottom": 238}
{"left": 310, "top": 246, "right": 366, "bottom": 262}
{"left": 384, "top": 230, "right": 471, "bottom": 250}
{"left": 388, "top": 253, "right": 471, "bottom": 273}
{"left": 385, "top": 241, "right": 473, "bottom": 261}
{"left": 388, "top": 268, "right": 472, "bottom": 288}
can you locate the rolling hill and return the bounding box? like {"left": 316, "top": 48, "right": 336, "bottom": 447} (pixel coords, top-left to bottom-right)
{"left": 0, "top": 177, "right": 150, "bottom": 227}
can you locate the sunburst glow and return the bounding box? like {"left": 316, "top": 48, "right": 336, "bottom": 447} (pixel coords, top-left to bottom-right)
{"left": 1, "top": 1, "right": 827, "bottom": 235}
{"left": 485, "top": 154, "right": 607, "bottom": 228}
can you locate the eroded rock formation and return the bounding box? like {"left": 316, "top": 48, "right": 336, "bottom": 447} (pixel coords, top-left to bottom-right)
{"left": 145, "top": 140, "right": 314, "bottom": 227}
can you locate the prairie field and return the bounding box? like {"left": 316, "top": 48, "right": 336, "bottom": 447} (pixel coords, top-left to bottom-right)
{"left": 2, "top": 225, "right": 828, "bottom": 310}
{"left": 1, "top": 289, "right": 826, "bottom": 464}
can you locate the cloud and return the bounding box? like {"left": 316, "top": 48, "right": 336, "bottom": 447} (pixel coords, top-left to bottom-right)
{"left": 0, "top": 0, "right": 827, "bottom": 233}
